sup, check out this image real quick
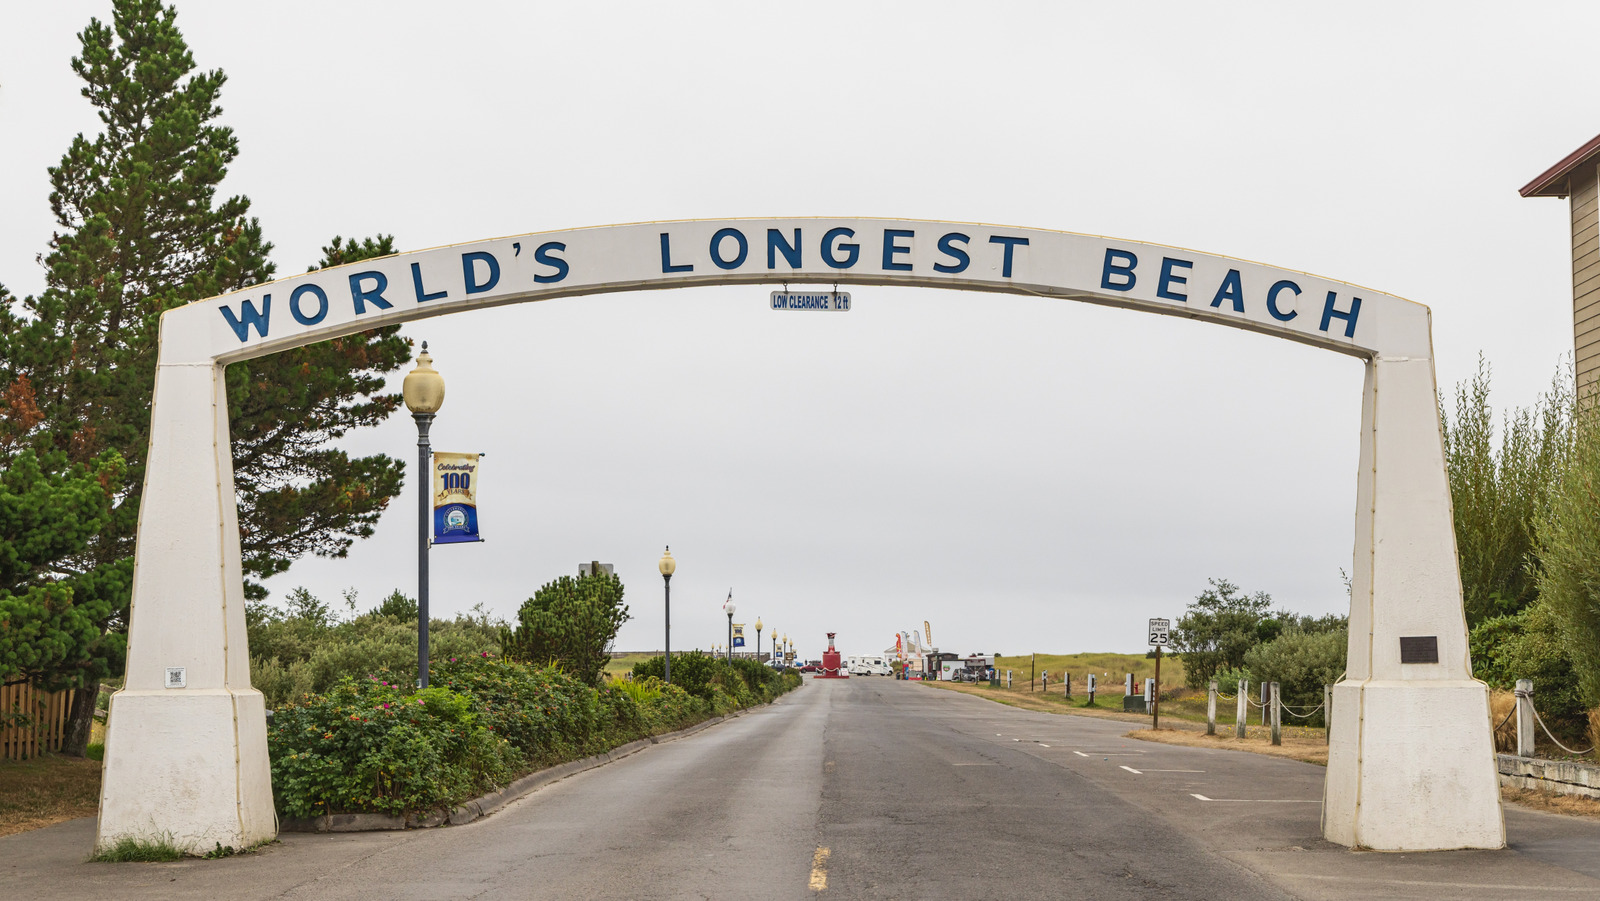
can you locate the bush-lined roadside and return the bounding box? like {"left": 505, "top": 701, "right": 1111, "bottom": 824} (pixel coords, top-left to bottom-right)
{"left": 269, "top": 652, "right": 799, "bottom": 820}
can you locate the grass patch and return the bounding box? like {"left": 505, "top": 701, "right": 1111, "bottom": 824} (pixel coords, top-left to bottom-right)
{"left": 1501, "top": 785, "right": 1600, "bottom": 819}
{"left": 1125, "top": 727, "right": 1329, "bottom": 766}
{"left": 604, "top": 653, "right": 657, "bottom": 677}
{"left": 922, "top": 680, "right": 1332, "bottom": 765}
{"left": 994, "top": 652, "right": 1187, "bottom": 690}
{"left": 86, "top": 742, "right": 104, "bottom": 761}
{"left": 90, "top": 834, "right": 185, "bottom": 862}
{"left": 0, "top": 754, "right": 102, "bottom": 837}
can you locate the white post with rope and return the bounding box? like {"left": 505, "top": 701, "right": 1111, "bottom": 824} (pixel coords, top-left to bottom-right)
{"left": 1324, "top": 685, "right": 1333, "bottom": 745}
{"left": 1270, "top": 682, "right": 1282, "bottom": 746}
{"left": 1236, "top": 680, "right": 1248, "bottom": 739}
{"left": 1207, "top": 681, "right": 1218, "bottom": 736}
{"left": 1516, "top": 679, "right": 1535, "bottom": 758}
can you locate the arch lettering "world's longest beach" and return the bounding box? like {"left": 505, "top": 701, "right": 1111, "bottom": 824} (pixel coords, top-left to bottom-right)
{"left": 204, "top": 219, "right": 1386, "bottom": 362}
{"left": 108, "top": 218, "right": 1499, "bottom": 857}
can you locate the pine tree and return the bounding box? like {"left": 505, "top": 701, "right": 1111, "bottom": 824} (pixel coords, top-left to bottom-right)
{"left": 502, "top": 572, "right": 632, "bottom": 686}
{"left": 0, "top": 0, "right": 409, "bottom": 753}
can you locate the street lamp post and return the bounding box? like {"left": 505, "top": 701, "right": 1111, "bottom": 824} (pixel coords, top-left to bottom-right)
{"left": 725, "top": 595, "right": 736, "bottom": 663}
{"left": 659, "top": 547, "right": 675, "bottom": 684}
{"left": 755, "top": 617, "right": 763, "bottom": 664}
{"left": 402, "top": 342, "right": 445, "bottom": 689}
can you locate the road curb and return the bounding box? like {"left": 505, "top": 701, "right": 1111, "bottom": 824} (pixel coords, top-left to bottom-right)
{"left": 282, "top": 686, "right": 798, "bottom": 833}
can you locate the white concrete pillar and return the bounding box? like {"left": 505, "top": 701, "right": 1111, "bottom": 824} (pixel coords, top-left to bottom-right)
{"left": 96, "top": 323, "right": 275, "bottom": 854}
{"left": 1235, "top": 680, "right": 1248, "bottom": 739}
{"left": 1322, "top": 356, "right": 1504, "bottom": 851}
{"left": 1207, "top": 681, "right": 1218, "bottom": 736}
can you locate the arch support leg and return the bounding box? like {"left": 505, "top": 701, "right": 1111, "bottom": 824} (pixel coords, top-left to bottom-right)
{"left": 96, "top": 358, "right": 275, "bottom": 853}
{"left": 1322, "top": 356, "right": 1504, "bottom": 850}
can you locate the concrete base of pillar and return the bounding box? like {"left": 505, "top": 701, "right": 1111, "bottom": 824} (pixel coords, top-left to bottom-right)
{"left": 1323, "top": 680, "right": 1504, "bottom": 850}
{"left": 96, "top": 689, "right": 276, "bottom": 854}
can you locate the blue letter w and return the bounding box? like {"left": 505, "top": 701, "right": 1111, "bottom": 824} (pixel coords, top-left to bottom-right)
{"left": 220, "top": 296, "right": 271, "bottom": 341}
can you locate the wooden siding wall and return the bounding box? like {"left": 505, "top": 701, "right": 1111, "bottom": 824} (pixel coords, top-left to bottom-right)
{"left": 1573, "top": 164, "right": 1600, "bottom": 389}
{"left": 1, "top": 683, "right": 78, "bottom": 761}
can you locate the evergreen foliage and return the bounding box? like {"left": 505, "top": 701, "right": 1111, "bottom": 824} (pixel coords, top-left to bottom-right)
{"left": 0, "top": 447, "right": 129, "bottom": 689}
{"left": 0, "top": 0, "right": 408, "bottom": 753}
{"left": 501, "top": 572, "right": 631, "bottom": 686}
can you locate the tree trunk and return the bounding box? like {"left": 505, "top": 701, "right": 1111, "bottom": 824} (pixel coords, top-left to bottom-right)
{"left": 60, "top": 679, "right": 99, "bottom": 757}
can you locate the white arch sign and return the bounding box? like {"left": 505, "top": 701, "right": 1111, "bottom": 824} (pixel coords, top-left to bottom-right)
{"left": 99, "top": 218, "right": 1503, "bottom": 852}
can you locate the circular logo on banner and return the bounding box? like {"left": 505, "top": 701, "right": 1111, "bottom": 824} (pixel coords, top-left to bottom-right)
{"left": 444, "top": 507, "right": 469, "bottom": 533}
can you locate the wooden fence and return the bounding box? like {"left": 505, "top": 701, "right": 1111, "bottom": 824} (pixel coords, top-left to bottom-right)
{"left": 1, "top": 682, "right": 78, "bottom": 761}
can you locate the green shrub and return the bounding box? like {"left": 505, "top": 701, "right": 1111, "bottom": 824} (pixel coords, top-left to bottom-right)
{"left": 1534, "top": 401, "right": 1600, "bottom": 709}
{"left": 247, "top": 596, "right": 503, "bottom": 708}
{"left": 630, "top": 652, "right": 790, "bottom": 704}
{"left": 501, "top": 571, "right": 629, "bottom": 686}
{"left": 1240, "top": 629, "right": 1346, "bottom": 727}
{"left": 268, "top": 674, "right": 518, "bottom": 819}
{"left": 1470, "top": 599, "right": 1584, "bottom": 722}
{"left": 268, "top": 649, "right": 801, "bottom": 819}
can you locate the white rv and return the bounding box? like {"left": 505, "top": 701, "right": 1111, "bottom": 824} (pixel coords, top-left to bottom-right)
{"left": 849, "top": 655, "right": 892, "bottom": 676}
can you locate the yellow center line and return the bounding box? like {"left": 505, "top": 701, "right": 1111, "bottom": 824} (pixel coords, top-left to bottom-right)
{"left": 809, "top": 846, "right": 830, "bottom": 891}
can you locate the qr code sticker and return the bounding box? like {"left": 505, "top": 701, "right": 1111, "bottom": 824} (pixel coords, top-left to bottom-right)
{"left": 165, "top": 667, "right": 186, "bottom": 688}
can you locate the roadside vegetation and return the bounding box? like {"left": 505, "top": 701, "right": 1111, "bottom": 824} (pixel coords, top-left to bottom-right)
{"left": 264, "top": 570, "right": 801, "bottom": 821}
{"left": 1444, "top": 358, "right": 1599, "bottom": 753}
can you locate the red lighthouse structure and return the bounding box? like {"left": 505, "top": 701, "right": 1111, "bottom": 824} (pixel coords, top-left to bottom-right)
{"left": 818, "top": 632, "right": 848, "bottom": 678}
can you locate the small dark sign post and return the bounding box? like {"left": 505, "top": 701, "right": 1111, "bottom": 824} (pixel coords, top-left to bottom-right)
{"left": 1149, "top": 618, "right": 1170, "bottom": 730}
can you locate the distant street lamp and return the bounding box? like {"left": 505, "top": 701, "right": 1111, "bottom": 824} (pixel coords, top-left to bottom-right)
{"left": 755, "top": 617, "right": 764, "bottom": 663}
{"left": 725, "top": 595, "right": 737, "bottom": 663}
{"left": 658, "top": 547, "right": 676, "bottom": 685}
{"left": 402, "top": 342, "right": 445, "bottom": 688}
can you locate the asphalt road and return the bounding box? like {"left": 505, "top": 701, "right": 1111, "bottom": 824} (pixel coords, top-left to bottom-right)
{"left": 6, "top": 676, "right": 1600, "bottom": 899}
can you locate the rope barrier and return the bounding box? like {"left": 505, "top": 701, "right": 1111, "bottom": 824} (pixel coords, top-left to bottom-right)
{"left": 1281, "top": 703, "right": 1325, "bottom": 719}
{"left": 1215, "top": 691, "right": 1236, "bottom": 701}
{"left": 1531, "top": 706, "right": 1596, "bottom": 757}
{"left": 1493, "top": 704, "right": 1515, "bottom": 735}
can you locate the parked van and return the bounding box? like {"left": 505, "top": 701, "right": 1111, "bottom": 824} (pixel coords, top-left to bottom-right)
{"left": 849, "top": 656, "right": 892, "bottom": 676}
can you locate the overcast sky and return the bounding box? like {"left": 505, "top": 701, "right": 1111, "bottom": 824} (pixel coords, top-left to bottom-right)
{"left": 2, "top": 2, "right": 1592, "bottom": 659}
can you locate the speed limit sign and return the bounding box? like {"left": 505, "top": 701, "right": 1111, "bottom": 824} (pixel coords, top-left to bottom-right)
{"left": 1148, "top": 618, "right": 1170, "bottom": 646}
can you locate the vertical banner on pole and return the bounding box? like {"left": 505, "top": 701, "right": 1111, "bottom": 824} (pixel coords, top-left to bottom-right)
{"left": 433, "top": 452, "right": 483, "bottom": 544}
{"left": 732, "top": 624, "right": 746, "bottom": 648}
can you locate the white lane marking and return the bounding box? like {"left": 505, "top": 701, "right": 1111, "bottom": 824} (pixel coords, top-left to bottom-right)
{"left": 1280, "top": 875, "right": 1598, "bottom": 892}
{"left": 1074, "top": 751, "right": 1089, "bottom": 757}
{"left": 1039, "top": 744, "right": 1050, "bottom": 748}
{"left": 1191, "top": 795, "right": 1319, "bottom": 803}
{"left": 1119, "top": 765, "right": 1143, "bottom": 774}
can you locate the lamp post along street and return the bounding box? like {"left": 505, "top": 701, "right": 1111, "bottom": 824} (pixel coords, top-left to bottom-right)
{"left": 725, "top": 595, "right": 737, "bottom": 663}
{"left": 402, "top": 343, "right": 445, "bottom": 689}
{"left": 756, "top": 617, "right": 764, "bottom": 663}
{"left": 659, "top": 547, "right": 676, "bottom": 685}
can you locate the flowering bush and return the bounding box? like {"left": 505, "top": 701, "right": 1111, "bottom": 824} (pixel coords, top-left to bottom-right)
{"left": 268, "top": 652, "right": 801, "bottom": 819}
{"left": 268, "top": 676, "right": 517, "bottom": 819}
